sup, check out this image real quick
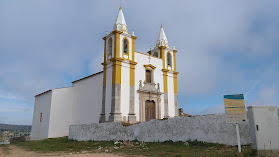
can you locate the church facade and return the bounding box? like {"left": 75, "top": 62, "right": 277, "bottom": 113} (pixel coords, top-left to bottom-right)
{"left": 31, "top": 8, "right": 179, "bottom": 140}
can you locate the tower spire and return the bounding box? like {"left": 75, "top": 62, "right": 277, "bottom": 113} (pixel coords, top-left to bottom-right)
{"left": 113, "top": 7, "right": 128, "bottom": 33}
{"left": 156, "top": 25, "right": 168, "bottom": 47}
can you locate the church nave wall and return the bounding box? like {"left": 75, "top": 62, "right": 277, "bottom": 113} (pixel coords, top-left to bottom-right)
{"left": 48, "top": 87, "right": 73, "bottom": 138}
{"left": 71, "top": 72, "right": 103, "bottom": 125}
{"left": 31, "top": 91, "right": 52, "bottom": 140}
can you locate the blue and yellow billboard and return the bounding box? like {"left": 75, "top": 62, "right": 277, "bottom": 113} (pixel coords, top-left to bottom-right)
{"left": 224, "top": 94, "right": 247, "bottom": 123}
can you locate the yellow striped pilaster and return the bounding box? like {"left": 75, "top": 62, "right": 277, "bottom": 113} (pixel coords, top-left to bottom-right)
{"left": 173, "top": 49, "right": 178, "bottom": 94}
{"left": 159, "top": 46, "right": 167, "bottom": 69}
{"left": 131, "top": 36, "right": 137, "bottom": 61}
{"left": 111, "top": 58, "right": 123, "bottom": 84}
{"left": 174, "top": 72, "right": 179, "bottom": 94}
{"left": 162, "top": 69, "right": 169, "bottom": 93}
{"left": 173, "top": 50, "right": 177, "bottom": 72}
{"left": 130, "top": 61, "right": 137, "bottom": 86}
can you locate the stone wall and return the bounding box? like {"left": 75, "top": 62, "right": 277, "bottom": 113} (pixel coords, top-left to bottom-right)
{"left": 69, "top": 114, "right": 251, "bottom": 146}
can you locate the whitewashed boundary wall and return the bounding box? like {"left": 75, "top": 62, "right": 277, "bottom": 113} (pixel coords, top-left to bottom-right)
{"left": 69, "top": 114, "right": 251, "bottom": 146}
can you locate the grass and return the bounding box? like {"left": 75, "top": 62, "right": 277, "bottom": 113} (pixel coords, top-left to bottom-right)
{"left": 0, "top": 144, "right": 11, "bottom": 154}
{"left": 16, "top": 137, "right": 115, "bottom": 153}
{"left": 15, "top": 137, "right": 254, "bottom": 157}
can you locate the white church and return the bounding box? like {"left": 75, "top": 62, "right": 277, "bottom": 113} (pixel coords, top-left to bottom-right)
{"left": 31, "top": 7, "right": 179, "bottom": 140}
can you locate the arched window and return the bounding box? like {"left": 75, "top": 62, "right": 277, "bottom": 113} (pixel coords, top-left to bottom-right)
{"left": 108, "top": 38, "right": 112, "bottom": 55}
{"left": 167, "top": 53, "right": 172, "bottom": 66}
{"left": 153, "top": 52, "right": 158, "bottom": 57}
{"left": 146, "top": 70, "right": 152, "bottom": 83}
{"left": 123, "top": 39, "right": 128, "bottom": 54}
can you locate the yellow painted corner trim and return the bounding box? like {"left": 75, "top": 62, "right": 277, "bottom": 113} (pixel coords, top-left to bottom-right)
{"left": 144, "top": 64, "right": 156, "bottom": 69}
{"left": 112, "top": 30, "right": 123, "bottom": 34}
{"left": 162, "top": 69, "right": 170, "bottom": 72}
{"left": 110, "top": 58, "right": 124, "bottom": 62}
{"left": 132, "top": 37, "right": 136, "bottom": 61}
{"left": 131, "top": 36, "right": 137, "bottom": 39}
{"left": 111, "top": 59, "right": 122, "bottom": 85}
{"left": 163, "top": 71, "right": 168, "bottom": 93}
{"left": 103, "top": 38, "right": 107, "bottom": 63}
{"left": 158, "top": 45, "right": 168, "bottom": 49}
{"left": 173, "top": 50, "right": 177, "bottom": 72}
{"left": 103, "top": 64, "right": 107, "bottom": 87}
{"left": 114, "top": 32, "right": 120, "bottom": 58}
{"left": 174, "top": 77, "right": 178, "bottom": 94}
{"left": 130, "top": 64, "right": 135, "bottom": 86}
{"left": 130, "top": 60, "right": 137, "bottom": 65}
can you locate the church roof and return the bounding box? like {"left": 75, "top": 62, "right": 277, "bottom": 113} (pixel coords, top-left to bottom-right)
{"left": 34, "top": 87, "right": 72, "bottom": 97}
{"left": 34, "top": 89, "right": 52, "bottom": 97}
{"left": 113, "top": 7, "right": 128, "bottom": 33}
{"left": 72, "top": 71, "right": 103, "bottom": 83}
{"left": 156, "top": 25, "right": 168, "bottom": 47}
{"left": 35, "top": 71, "right": 103, "bottom": 97}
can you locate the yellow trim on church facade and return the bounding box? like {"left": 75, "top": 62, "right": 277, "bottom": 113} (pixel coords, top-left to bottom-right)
{"left": 162, "top": 69, "right": 169, "bottom": 93}
{"left": 102, "top": 63, "right": 107, "bottom": 87}
{"left": 110, "top": 30, "right": 123, "bottom": 85}
{"left": 111, "top": 58, "right": 124, "bottom": 84}
{"left": 131, "top": 36, "right": 137, "bottom": 61}
{"left": 102, "top": 37, "right": 107, "bottom": 87}
{"left": 173, "top": 50, "right": 178, "bottom": 94}
{"left": 130, "top": 61, "right": 137, "bottom": 86}
{"left": 173, "top": 72, "right": 179, "bottom": 94}
{"left": 144, "top": 64, "right": 156, "bottom": 70}
{"left": 129, "top": 35, "right": 137, "bottom": 86}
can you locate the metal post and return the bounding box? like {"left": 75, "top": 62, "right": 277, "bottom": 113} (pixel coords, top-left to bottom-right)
{"left": 236, "top": 124, "right": 241, "bottom": 153}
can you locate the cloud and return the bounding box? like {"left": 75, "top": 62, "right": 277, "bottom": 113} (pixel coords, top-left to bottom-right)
{"left": 0, "top": 101, "right": 32, "bottom": 113}
{"left": 249, "top": 87, "right": 278, "bottom": 106}
{"left": 201, "top": 105, "right": 225, "bottom": 115}
{"left": 0, "top": 90, "right": 25, "bottom": 101}
{"left": 0, "top": 0, "right": 279, "bottom": 124}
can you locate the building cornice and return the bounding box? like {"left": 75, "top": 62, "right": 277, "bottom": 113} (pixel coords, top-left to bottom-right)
{"left": 144, "top": 64, "right": 156, "bottom": 70}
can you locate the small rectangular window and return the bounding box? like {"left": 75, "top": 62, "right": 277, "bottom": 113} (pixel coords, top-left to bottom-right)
{"left": 146, "top": 70, "right": 152, "bottom": 83}
{"left": 40, "top": 113, "right": 42, "bottom": 122}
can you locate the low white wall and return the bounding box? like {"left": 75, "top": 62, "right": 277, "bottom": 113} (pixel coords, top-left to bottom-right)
{"left": 69, "top": 114, "right": 251, "bottom": 145}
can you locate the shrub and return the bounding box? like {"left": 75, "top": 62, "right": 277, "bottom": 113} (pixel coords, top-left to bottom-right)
{"left": 10, "top": 136, "right": 26, "bottom": 144}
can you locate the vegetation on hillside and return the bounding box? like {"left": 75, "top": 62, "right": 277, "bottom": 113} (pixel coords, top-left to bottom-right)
{"left": 0, "top": 123, "right": 31, "bottom": 132}
{"left": 15, "top": 136, "right": 254, "bottom": 157}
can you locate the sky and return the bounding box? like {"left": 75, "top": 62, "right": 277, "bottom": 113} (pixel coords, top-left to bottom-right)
{"left": 0, "top": 0, "right": 279, "bottom": 125}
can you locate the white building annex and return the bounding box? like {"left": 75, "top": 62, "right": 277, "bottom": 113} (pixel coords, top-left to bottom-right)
{"left": 31, "top": 7, "right": 179, "bottom": 140}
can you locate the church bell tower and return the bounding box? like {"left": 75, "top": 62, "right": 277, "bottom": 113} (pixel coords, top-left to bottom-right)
{"left": 99, "top": 7, "right": 137, "bottom": 122}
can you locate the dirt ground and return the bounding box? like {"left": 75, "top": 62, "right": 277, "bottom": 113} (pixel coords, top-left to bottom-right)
{"left": 0, "top": 145, "right": 127, "bottom": 157}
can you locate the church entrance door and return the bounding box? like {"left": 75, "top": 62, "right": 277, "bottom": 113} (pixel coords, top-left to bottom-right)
{"left": 145, "top": 100, "right": 155, "bottom": 121}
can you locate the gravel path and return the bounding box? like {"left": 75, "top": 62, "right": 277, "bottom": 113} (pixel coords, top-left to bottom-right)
{"left": 0, "top": 145, "right": 125, "bottom": 157}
